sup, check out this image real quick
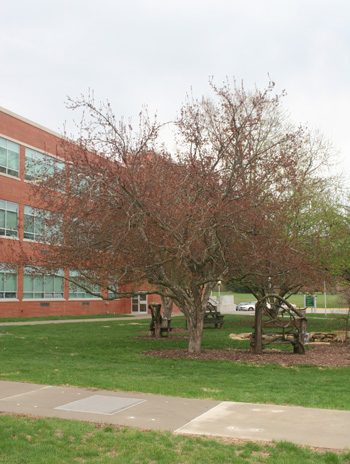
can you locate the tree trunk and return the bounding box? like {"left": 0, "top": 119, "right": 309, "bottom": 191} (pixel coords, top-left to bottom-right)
{"left": 161, "top": 295, "right": 173, "bottom": 319}
{"left": 149, "top": 303, "right": 162, "bottom": 339}
{"left": 185, "top": 282, "right": 217, "bottom": 353}
{"left": 187, "top": 318, "right": 204, "bottom": 353}
{"left": 254, "top": 302, "right": 263, "bottom": 354}
{"left": 154, "top": 313, "right": 161, "bottom": 339}
{"left": 186, "top": 302, "right": 205, "bottom": 353}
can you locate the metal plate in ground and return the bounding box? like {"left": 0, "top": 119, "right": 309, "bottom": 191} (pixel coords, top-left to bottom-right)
{"left": 55, "top": 395, "right": 146, "bottom": 415}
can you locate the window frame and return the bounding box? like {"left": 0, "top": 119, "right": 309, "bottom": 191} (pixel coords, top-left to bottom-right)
{"left": 23, "top": 267, "right": 65, "bottom": 300}
{"left": 107, "top": 282, "right": 119, "bottom": 299}
{"left": 0, "top": 265, "right": 18, "bottom": 299}
{"left": 23, "top": 206, "right": 48, "bottom": 242}
{"left": 0, "top": 199, "right": 18, "bottom": 238}
{"left": 69, "top": 271, "right": 101, "bottom": 300}
{"left": 25, "top": 147, "right": 65, "bottom": 183}
{"left": 0, "top": 136, "right": 20, "bottom": 178}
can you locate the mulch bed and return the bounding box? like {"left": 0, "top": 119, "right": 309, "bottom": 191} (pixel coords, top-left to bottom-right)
{"left": 143, "top": 343, "right": 350, "bottom": 367}
{"left": 133, "top": 327, "right": 189, "bottom": 341}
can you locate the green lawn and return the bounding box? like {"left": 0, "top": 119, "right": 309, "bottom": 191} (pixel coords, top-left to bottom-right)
{"left": 0, "top": 314, "right": 349, "bottom": 410}
{"left": 214, "top": 292, "right": 350, "bottom": 309}
{"left": 1, "top": 414, "right": 349, "bottom": 464}
{"left": 1, "top": 314, "right": 350, "bottom": 462}
{"left": 0, "top": 313, "right": 130, "bottom": 323}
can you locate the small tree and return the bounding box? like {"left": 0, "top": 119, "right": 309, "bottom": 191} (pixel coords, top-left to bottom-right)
{"left": 28, "top": 81, "right": 335, "bottom": 353}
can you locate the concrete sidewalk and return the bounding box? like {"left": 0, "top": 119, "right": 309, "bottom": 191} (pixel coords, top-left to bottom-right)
{"left": 0, "top": 314, "right": 153, "bottom": 326}
{"left": 1, "top": 380, "right": 349, "bottom": 450}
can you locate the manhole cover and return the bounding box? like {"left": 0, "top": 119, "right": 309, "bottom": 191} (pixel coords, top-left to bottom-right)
{"left": 55, "top": 395, "right": 146, "bottom": 415}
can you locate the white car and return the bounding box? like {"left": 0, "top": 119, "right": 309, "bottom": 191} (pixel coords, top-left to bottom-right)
{"left": 236, "top": 301, "right": 256, "bottom": 311}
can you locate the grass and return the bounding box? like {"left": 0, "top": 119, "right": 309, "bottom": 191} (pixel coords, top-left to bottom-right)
{"left": 214, "top": 292, "right": 350, "bottom": 309}
{"left": 1, "top": 414, "right": 349, "bottom": 464}
{"left": 0, "top": 314, "right": 130, "bottom": 323}
{"left": 1, "top": 314, "right": 349, "bottom": 462}
{"left": 0, "top": 314, "right": 349, "bottom": 410}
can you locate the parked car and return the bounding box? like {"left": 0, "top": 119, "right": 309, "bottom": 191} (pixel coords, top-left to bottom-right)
{"left": 236, "top": 301, "right": 257, "bottom": 311}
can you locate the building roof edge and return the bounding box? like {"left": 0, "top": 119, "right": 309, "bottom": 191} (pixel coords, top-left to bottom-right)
{"left": 0, "top": 106, "right": 63, "bottom": 139}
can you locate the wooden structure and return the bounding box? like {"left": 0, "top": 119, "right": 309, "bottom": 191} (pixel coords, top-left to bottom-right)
{"left": 149, "top": 303, "right": 172, "bottom": 337}
{"left": 184, "top": 299, "right": 225, "bottom": 330}
{"left": 204, "top": 300, "right": 225, "bottom": 328}
{"left": 250, "top": 294, "right": 307, "bottom": 354}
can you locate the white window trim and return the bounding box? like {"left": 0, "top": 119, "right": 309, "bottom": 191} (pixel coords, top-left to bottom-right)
{"left": 0, "top": 199, "right": 18, "bottom": 238}
{"left": 23, "top": 267, "right": 65, "bottom": 300}
{"left": 21, "top": 298, "right": 66, "bottom": 302}
{"left": 0, "top": 136, "right": 20, "bottom": 178}
{"left": 0, "top": 172, "right": 21, "bottom": 181}
{"left": 0, "top": 131, "right": 65, "bottom": 162}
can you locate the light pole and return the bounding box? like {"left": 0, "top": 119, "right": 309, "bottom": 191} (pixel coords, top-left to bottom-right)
{"left": 218, "top": 280, "right": 221, "bottom": 307}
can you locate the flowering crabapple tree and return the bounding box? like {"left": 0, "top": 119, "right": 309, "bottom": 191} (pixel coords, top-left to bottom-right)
{"left": 30, "top": 80, "right": 333, "bottom": 353}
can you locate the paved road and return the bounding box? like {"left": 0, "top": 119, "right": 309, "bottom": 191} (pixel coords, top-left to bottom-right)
{"left": 1, "top": 380, "right": 350, "bottom": 450}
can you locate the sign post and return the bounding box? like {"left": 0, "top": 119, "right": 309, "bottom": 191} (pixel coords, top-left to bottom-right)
{"left": 305, "top": 295, "right": 317, "bottom": 313}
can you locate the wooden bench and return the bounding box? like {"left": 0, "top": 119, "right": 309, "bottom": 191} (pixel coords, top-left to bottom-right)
{"left": 204, "top": 302, "right": 224, "bottom": 329}
{"left": 250, "top": 297, "right": 308, "bottom": 354}
{"left": 149, "top": 303, "right": 172, "bottom": 337}
{"left": 259, "top": 308, "right": 307, "bottom": 353}
{"left": 150, "top": 317, "right": 172, "bottom": 337}
{"left": 184, "top": 302, "right": 225, "bottom": 329}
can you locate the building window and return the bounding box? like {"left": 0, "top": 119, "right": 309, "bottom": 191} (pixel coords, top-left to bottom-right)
{"left": 25, "top": 148, "right": 65, "bottom": 182}
{"left": 24, "top": 206, "right": 62, "bottom": 243}
{"left": 0, "top": 200, "right": 18, "bottom": 237}
{"left": 0, "top": 137, "right": 20, "bottom": 178}
{"left": 0, "top": 265, "right": 17, "bottom": 299}
{"left": 69, "top": 271, "right": 100, "bottom": 299}
{"left": 131, "top": 293, "right": 148, "bottom": 313}
{"left": 23, "top": 206, "right": 48, "bottom": 241}
{"left": 108, "top": 282, "right": 118, "bottom": 299}
{"left": 23, "top": 267, "right": 64, "bottom": 299}
{"left": 108, "top": 289, "right": 118, "bottom": 298}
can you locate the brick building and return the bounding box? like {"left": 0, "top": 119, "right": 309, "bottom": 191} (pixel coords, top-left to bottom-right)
{"left": 0, "top": 107, "right": 160, "bottom": 318}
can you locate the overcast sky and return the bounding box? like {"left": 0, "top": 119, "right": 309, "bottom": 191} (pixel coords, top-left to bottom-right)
{"left": 1, "top": 0, "right": 349, "bottom": 177}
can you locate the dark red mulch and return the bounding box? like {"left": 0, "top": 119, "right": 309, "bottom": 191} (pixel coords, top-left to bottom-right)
{"left": 143, "top": 343, "right": 350, "bottom": 367}
{"left": 134, "top": 336, "right": 189, "bottom": 340}
{"left": 133, "top": 327, "right": 189, "bottom": 340}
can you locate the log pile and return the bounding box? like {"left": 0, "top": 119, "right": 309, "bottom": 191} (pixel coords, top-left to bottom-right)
{"left": 309, "top": 331, "right": 347, "bottom": 343}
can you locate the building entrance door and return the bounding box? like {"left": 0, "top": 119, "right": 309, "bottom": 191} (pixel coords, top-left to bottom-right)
{"left": 131, "top": 293, "right": 148, "bottom": 313}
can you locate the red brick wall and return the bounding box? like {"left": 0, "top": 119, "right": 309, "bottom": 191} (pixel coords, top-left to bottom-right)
{"left": 0, "top": 110, "right": 61, "bottom": 155}
{"left": 0, "top": 108, "right": 170, "bottom": 318}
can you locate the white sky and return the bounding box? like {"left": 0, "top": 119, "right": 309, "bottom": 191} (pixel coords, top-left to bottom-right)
{"left": 1, "top": 0, "right": 350, "bottom": 178}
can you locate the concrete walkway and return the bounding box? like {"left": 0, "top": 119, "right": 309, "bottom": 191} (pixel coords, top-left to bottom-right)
{"left": 0, "top": 314, "right": 153, "bottom": 326}
{"left": 1, "top": 380, "right": 350, "bottom": 450}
